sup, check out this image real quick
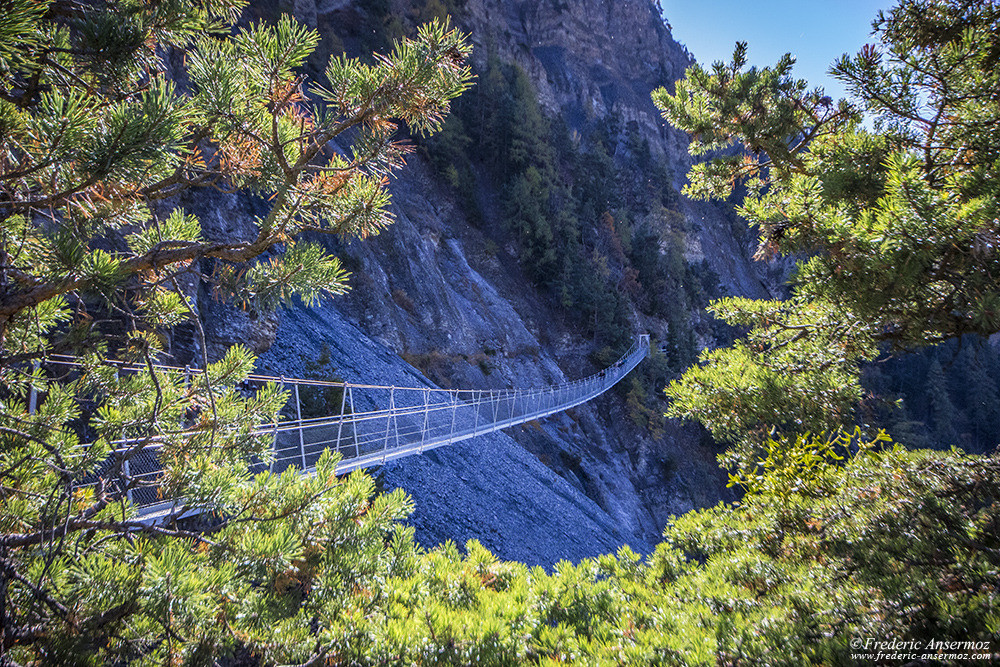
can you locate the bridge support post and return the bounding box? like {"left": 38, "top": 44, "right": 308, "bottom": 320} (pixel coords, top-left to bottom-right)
{"left": 419, "top": 389, "right": 429, "bottom": 453}
{"left": 294, "top": 383, "right": 306, "bottom": 469}
{"left": 110, "top": 369, "right": 133, "bottom": 505}
{"left": 348, "top": 386, "right": 359, "bottom": 458}
{"left": 334, "top": 383, "right": 347, "bottom": 456}
{"left": 28, "top": 360, "right": 39, "bottom": 414}
{"left": 382, "top": 387, "right": 395, "bottom": 464}
{"left": 270, "top": 411, "right": 278, "bottom": 473}
{"left": 122, "top": 458, "right": 133, "bottom": 505}
{"left": 472, "top": 390, "right": 480, "bottom": 437}
{"left": 449, "top": 393, "right": 458, "bottom": 442}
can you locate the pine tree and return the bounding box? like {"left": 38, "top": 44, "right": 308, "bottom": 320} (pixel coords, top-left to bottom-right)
{"left": 0, "top": 1, "right": 471, "bottom": 661}
{"left": 925, "top": 358, "right": 959, "bottom": 447}
{"left": 506, "top": 64, "right": 551, "bottom": 174}
{"left": 959, "top": 345, "right": 1000, "bottom": 450}
{"left": 654, "top": 0, "right": 1000, "bottom": 463}
{"left": 504, "top": 166, "right": 558, "bottom": 281}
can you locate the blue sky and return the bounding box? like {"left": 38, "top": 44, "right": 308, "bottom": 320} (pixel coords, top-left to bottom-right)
{"left": 660, "top": 1, "right": 896, "bottom": 101}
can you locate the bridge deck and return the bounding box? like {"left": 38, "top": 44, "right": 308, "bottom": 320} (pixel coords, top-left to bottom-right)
{"left": 67, "top": 335, "right": 649, "bottom": 520}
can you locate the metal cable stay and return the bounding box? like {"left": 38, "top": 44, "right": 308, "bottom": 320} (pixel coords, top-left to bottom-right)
{"left": 41, "top": 335, "right": 650, "bottom": 520}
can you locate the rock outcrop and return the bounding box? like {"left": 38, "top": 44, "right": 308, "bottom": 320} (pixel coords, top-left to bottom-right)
{"left": 196, "top": 0, "right": 770, "bottom": 565}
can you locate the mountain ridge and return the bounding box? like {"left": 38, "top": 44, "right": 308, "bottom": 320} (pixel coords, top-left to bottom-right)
{"left": 191, "top": 0, "right": 770, "bottom": 564}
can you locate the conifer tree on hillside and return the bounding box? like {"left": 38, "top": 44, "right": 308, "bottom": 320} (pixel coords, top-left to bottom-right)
{"left": 960, "top": 346, "right": 1000, "bottom": 448}
{"left": 0, "top": 0, "right": 471, "bottom": 660}
{"left": 2, "top": 1, "right": 996, "bottom": 664}
{"left": 926, "top": 358, "right": 959, "bottom": 446}
{"left": 654, "top": 0, "right": 1000, "bottom": 464}
{"left": 645, "top": 4, "right": 1000, "bottom": 651}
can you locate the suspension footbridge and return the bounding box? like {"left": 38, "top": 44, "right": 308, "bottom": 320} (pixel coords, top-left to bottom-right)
{"left": 57, "top": 335, "right": 649, "bottom": 519}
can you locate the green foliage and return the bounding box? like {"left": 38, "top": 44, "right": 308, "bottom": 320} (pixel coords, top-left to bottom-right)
{"left": 422, "top": 54, "right": 715, "bottom": 371}
{"left": 19, "top": 432, "right": 980, "bottom": 666}
{"left": 14, "top": 1, "right": 997, "bottom": 664}
{"left": 926, "top": 357, "right": 960, "bottom": 446}
{"left": 417, "top": 51, "right": 729, "bottom": 433}
{"left": 862, "top": 337, "right": 1000, "bottom": 453}
{"left": 649, "top": 8, "right": 1000, "bottom": 658}
{"left": 654, "top": 0, "right": 1000, "bottom": 454}
{"left": 355, "top": 0, "right": 467, "bottom": 54}
{"left": 0, "top": 1, "right": 472, "bottom": 660}
{"left": 423, "top": 57, "right": 635, "bottom": 344}
{"left": 665, "top": 296, "right": 877, "bottom": 465}
{"left": 626, "top": 376, "right": 665, "bottom": 437}
{"left": 958, "top": 346, "right": 1000, "bottom": 448}
{"left": 505, "top": 166, "right": 558, "bottom": 281}
{"left": 726, "top": 428, "right": 890, "bottom": 500}
{"left": 655, "top": 444, "right": 1000, "bottom": 664}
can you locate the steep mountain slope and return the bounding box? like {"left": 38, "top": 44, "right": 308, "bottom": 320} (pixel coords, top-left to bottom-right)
{"left": 192, "top": 0, "right": 774, "bottom": 563}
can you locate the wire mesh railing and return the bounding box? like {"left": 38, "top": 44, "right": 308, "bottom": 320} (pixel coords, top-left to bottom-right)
{"left": 52, "top": 335, "right": 649, "bottom": 520}
{"left": 283, "top": 334, "right": 649, "bottom": 475}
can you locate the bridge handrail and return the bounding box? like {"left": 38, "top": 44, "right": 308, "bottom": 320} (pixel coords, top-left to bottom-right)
{"left": 64, "top": 335, "right": 650, "bottom": 519}
{"left": 47, "top": 335, "right": 648, "bottom": 393}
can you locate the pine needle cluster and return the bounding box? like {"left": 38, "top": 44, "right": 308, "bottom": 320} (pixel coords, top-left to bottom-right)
{"left": 0, "top": 1, "right": 471, "bottom": 660}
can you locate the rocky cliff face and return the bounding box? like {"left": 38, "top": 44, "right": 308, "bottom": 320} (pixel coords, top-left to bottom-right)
{"left": 456, "top": 0, "right": 774, "bottom": 298}
{"left": 194, "top": 0, "right": 773, "bottom": 565}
